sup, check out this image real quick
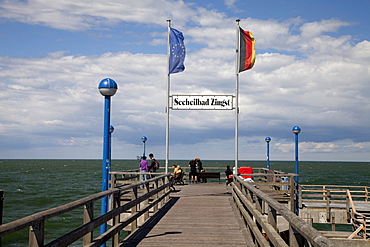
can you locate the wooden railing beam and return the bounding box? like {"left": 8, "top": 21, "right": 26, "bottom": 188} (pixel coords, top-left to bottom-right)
{"left": 1, "top": 173, "right": 172, "bottom": 247}
{"left": 232, "top": 177, "right": 338, "bottom": 247}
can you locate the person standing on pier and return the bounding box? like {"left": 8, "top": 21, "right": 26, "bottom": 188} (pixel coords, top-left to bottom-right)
{"left": 225, "top": 165, "right": 233, "bottom": 186}
{"left": 189, "top": 159, "right": 198, "bottom": 183}
{"left": 148, "top": 153, "right": 159, "bottom": 174}
{"left": 139, "top": 156, "right": 149, "bottom": 188}
{"left": 195, "top": 158, "right": 203, "bottom": 172}
{"left": 196, "top": 158, "right": 206, "bottom": 183}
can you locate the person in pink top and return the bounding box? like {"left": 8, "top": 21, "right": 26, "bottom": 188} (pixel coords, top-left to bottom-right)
{"left": 139, "top": 156, "right": 149, "bottom": 188}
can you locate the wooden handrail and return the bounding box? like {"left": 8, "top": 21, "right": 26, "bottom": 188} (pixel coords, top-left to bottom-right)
{"left": 0, "top": 173, "right": 173, "bottom": 246}
{"left": 231, "top": 176, "right": 338, "bottom": 247}
{"left": 301, "top": 185, "right": 370, "bottom": 203}
{"left": 346, "top": 189, "right": 367, "bottom": 240}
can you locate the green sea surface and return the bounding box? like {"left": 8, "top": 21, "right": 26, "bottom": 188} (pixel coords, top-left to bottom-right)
{"left": 1, "top": 159, "right": 369, "bottom": 246}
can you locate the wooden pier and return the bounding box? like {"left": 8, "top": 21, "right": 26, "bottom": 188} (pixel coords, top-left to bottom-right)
{"left": 1, "top": 168, "right": 369, "bottom": 246}
{"left": 121, "top": 183, "right": 247, "bottom": 246}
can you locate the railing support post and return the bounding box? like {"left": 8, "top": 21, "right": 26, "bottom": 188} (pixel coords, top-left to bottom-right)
{"left": 289, "top": 225, "right": 303, "bottom": 247}
{"left": 29, "top": 221, "right": 44, "bottom": 247}
{"left": 326, "top": 190, "right": 331, "bottom": 222}
{"left": 153, "top": 179, "right": 159, "bottom": 213}
{"left": 346, "top": 191, "right": 351, "bottom": 222}
{"left": 268, "top": 206, "right": 277, "bottom": 231}
{"left": 131, "top": 187, "right": 138, "bottom": 232}
{"left": 290, "top": 176, "right": 295, "bottom": 212}
{"left": 164, "top": 176, "right": 171, "bottom": 203}
{"left": 158, "top": 177, "right": 164, "bottom": 208}
{"left": 298, "top": 184, "right": 303, "bottom": 208}
{"left": 83, "top": 202, "right": 94, "bottom": 245}
{"left": 112, "top": 191, "right": 121, "bottom": 246}
{"left": 331, "top": 213, "right": 336, "bottom": 231}
{"left": 256, "top": 196, "right": 263, "bottom": 214}
{"left": 144, "top": 182, "right": 150, "bottom": 221}
{"left": 111, "top": 173, "right": 117, "bottom": 189}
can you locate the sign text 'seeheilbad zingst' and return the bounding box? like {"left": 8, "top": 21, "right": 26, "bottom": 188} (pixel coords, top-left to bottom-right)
{"left": 171, "top": 95, "right": 234, "bottom": 110}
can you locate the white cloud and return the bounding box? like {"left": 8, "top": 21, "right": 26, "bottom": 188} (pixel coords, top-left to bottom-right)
{"left": 0, "top": 0, "right": 369, "bottom": 161}
{"left": 224, "top": 0, "right": 237, "bottom": 9}
{"left": 0, "top": 0, "right": 194, "bottom": 30}
{"left": 300, "top": 19, "right": 352, "bottom": 38}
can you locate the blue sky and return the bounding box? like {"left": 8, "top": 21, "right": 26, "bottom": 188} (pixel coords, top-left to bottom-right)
{"left": 0, "top": 0, "right": 369, "bottom": 161}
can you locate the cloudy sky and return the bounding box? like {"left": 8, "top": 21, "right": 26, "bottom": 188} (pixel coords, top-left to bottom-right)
{"left": 0, "top": 0, "right": 369, "bottom": 161}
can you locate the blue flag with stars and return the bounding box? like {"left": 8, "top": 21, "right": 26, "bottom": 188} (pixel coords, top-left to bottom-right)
{"left": 169, "top": 27, "right": 186, "bottom": 74}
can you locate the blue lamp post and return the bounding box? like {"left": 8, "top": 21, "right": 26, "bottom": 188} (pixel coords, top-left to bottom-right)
{"left": 292, "top": 125, "right": 301, "bottom": 215}
{"left": 265, "top": 137, "right": 271, "bottom": 170}
{"left": 141, "top": 136, "right": 147, "bottom": 157}
{"left": 108, "top": 125, "right": 114, "bottom": 188}
{"left": 98, "top": 78, "right": 118, "bottom": 238}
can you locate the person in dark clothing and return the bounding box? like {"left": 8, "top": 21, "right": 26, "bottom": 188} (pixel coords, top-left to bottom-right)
{"left": 148, "top": 153, "right": 158, "bottom": 173}
{"left": 196, "top": 158, "right": 203, "bottom": 171}
{"left": 225, "top": 165, "right": 233, "bottom": 186}
{"left": 189, "top": 159, "right": 198, "bottom": 183}
{"left": 195, "top": 158, "right": 206, "bottom": 183}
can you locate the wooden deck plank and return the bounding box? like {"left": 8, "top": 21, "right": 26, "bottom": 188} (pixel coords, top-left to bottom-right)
{"left": 121, "top": 183, "right": 248, "bottom": 246}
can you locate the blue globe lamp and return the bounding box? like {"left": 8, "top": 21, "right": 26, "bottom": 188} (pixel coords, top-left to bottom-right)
{"left": 98, "top": 78, "right": 118, "bottom": 97}
{"left": 292, "top": 126, "right": 301, "bottom": 135}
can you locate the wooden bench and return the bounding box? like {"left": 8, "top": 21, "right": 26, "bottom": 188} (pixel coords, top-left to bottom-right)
{"left": 197, "top": 172, "right": 221, "bottom": 182}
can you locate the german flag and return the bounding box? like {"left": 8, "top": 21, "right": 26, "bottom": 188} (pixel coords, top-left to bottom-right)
{"left": 239, "top": 27, "right": 255, "bottom": 72}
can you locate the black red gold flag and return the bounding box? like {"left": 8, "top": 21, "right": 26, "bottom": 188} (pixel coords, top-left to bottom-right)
{"left": 239, "top": 27, "right": 255, "bottom": 72}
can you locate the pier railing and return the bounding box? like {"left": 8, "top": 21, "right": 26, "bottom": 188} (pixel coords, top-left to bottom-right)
{"left": 0, "top": 172, "right": 172, "bottom": 247}
{"left": 300, "top": 184, "right": 369, "bottom": 237}
{"left": 231, "top": 175, "right": 338, "bottom": 247}
{"left": 346, "top": 190, "right": 368, "bottom": 240}
{"left": 300, "top": 185, "right": 369, "bottom": 204}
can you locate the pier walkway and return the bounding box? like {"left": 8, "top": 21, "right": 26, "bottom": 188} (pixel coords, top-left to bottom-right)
{"left": 121, "top": 183, "right": 247, "bottom": 246}
{"left": 1, "top": 169, "right": 369, "bottom": 246}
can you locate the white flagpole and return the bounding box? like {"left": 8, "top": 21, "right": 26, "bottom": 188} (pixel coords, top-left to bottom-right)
{"left": 235, "top": 19, "right": 240, "bottom": 174}
{"left": 165, "top": 20, "right": 171, "bottom": 174}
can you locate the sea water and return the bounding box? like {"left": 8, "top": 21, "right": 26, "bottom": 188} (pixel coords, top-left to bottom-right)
{"left": 1, "top": 159, "right": 369, "bottom": 246}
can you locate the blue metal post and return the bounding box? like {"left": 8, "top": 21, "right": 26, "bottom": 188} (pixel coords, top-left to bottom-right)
{"left": 265, "top": 137, "right": 271, "bottom": 170}
{"left": 98, "top": 78, "right": 118, "bottom": 246}
{"left": 292, "top": 126, "right": 301, "bottom": 215}
{"left": 294, "top": 133, "right": 299, "bottom": 184}
{"left": 267, "top": 142, "right": 270, "bottom": 169}
{"left": 108, "top": 125, "right": 114, "bottom": 188}
{"left": 100, "top": 95, "right": 111, "bottom": 235}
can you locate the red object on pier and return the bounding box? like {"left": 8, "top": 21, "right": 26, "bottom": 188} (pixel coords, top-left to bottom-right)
{"left": 238, "top": 167, "right": 253, "bottom": 179}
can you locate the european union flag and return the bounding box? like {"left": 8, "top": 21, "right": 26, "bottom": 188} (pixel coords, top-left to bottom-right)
{"left": 169, "top": 27, "right": 186, "bottom": 74}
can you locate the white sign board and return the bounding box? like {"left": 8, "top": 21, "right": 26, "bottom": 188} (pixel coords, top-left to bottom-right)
{"left": 171, "top": 95, "right": 234, "bottom": 110}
